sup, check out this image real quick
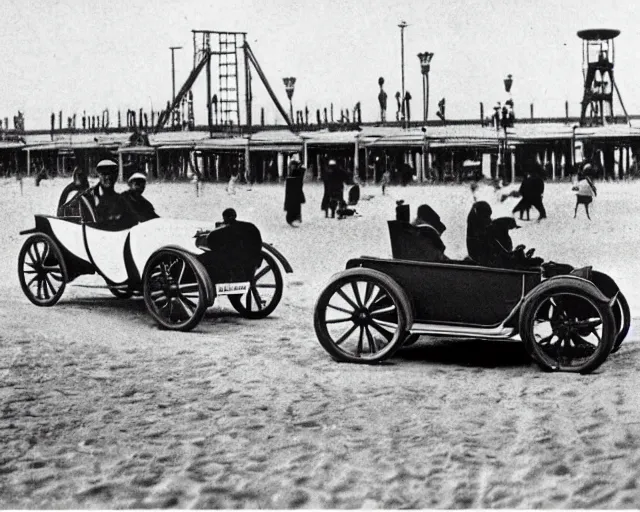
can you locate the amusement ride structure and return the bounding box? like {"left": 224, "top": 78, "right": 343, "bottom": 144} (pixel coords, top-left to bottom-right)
{"left": 155, "top": 30, "right": 292, "bottom": 134}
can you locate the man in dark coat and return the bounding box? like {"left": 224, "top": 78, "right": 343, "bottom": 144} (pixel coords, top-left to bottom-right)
{"left": 284, "top": 158, "right": 305, "bottom": 226}
{"left": 120, "top": 172, "right": 159, "bottom": 223}
{"left": 89, "top": 159, "right": 136, "bottom": 228}
{"left": 520, "top": 165, "right": 547, "bottom": 221}
{"left": 512, "top": 170, "right": 534, "bottom": 220}
{"left": 321, "top": 160, "right": 349, "bottom": 218}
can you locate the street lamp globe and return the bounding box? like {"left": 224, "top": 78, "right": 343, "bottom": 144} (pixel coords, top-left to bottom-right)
{"left": 283, "top": 77, "right": 297, "bottom": 124}
{"left": 417, "top": 52, "right": 434, "bottom": 75}
{"left": 504, "top": 74, "right": 514, "bottom": 93}
{"left": 417, "top": 52, "right": 434, "bottom": 123}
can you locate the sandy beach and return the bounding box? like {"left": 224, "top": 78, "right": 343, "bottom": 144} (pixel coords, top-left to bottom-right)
{"left": 1, "top": 176, "right": 639, "bottom": 508}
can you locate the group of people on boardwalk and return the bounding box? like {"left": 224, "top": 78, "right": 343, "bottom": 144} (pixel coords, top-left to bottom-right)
{"left": 283, "top": 158, "right": 358, "bottom": 226}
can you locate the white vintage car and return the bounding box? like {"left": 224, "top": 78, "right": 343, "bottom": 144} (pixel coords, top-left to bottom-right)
{"left": 18, "top": 199, "right": 292, "bottom": 331}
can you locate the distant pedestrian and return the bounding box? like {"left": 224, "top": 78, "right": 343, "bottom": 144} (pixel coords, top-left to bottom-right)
{"left": 321, "top": 160, "right": 348, "bottom": 218}
{"left": 573, "top": 164, "right": 597, "bottom": 220}
{"left": 512, "top": 169, "right": 539, "bottom": 221}
{"left": 347, "top": 183, "right": 360, "bottom": 205}
{"left": 284, "top": 157, "right": 305, "bottom": 226}
{"left": 526, "top": 165, "right": 547, "bottom": 221}
{"left": 380, "top": 169, "right": 392, "bottom": 195}
{"left": 227, "top": 171, "right": 238, "bottom": 195}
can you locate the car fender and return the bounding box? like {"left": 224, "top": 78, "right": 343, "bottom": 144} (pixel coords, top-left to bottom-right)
{"left": 589, "top": 270, "right": 620, "bottom": 299}
{"left": 528, "top": 274, "right": 613, "bottom": 306}
{"left": 262, "top": 242, "right": 293, "bottom": 273}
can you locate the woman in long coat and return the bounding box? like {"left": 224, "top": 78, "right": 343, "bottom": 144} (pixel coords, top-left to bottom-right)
{"left": 284, "top": 159, "right": 306, "bottom": 226}
{"left": 321, "top": 160, "right": 347, "bottom": 218}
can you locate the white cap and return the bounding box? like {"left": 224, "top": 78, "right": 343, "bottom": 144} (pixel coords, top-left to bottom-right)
{"left": 290, "top": 155, "right": 300, "bottom": 163}
{"left": 128, "top": 172, "right": 147, "bottom": 182}
{"left": 96, "top": 159, "right": 117, "bottom": 172}
{"left": 328, "top": 159, "right": 337, "bottom": 165}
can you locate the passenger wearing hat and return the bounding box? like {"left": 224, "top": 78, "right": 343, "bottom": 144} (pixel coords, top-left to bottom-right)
{"left": 284, "top": 156, "right": 305, "bottom": 226}
{"left": 91, "top": 159, "right": 136, "bottom": 228}
{"left": 120, "top": 172, "right": 159, "bottom": 223}
{"left": 321, "top": 159, "right": 349, "bottom": 218}
{"left": 412, "top": 203, "right": 449, "bottom": 262}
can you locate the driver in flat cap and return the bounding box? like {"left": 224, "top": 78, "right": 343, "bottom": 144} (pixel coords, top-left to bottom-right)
{"left": 91, "top": 159, "right": 135, "bottom": 228}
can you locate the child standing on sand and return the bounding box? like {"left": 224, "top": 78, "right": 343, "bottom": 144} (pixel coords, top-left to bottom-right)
{"left": 572, "top": 169, "right": 597, "bottom": 220}
{"left": 380, "top": 169, "right": 392, "bottom": 195}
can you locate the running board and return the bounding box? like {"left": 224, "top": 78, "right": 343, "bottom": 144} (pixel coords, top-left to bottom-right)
{"left": 409, "top": 322, "right": 515, "bottom": 339}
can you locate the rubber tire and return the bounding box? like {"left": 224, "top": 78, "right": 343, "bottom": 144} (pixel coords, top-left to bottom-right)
{"left": 610, "top": 292, "right": 631, "bottom": 354}
{"left": 18, "top": 234, "right": 67, "bottom": 307}
{"left": 314, "top": 268, "right": 409, "bottom": 364}
{"left": 143, "top": 248, "right": 210, "bottom": 331}
{"left": 519, "top": 281, "right": 615, "bottom": 374}
{"left": 229, "top": 251, "right": 283, "bottom": 319}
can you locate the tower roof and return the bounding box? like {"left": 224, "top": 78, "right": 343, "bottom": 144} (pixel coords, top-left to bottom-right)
{"left": 577, "top": 28, "right": 621, "bottom": 41}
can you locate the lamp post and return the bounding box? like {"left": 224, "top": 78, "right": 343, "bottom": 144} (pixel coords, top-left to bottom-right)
{"left": 418, "top": 52, "right": 434, "bottom": 123}
{"left": 283, "top": 77, "right": 297, "bottom": 125}
{"left": 169, "top": 46, "right": 183, "bottom": 102}
{"left": 499, "top": 74, "right": 514, "bottom": 182}
{"left": 398, "top": 21, "right": 408, "bottom": 125}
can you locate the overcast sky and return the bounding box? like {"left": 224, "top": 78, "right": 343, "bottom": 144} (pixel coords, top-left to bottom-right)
{"left": 1, "top": 0, "right": 638, "bottom": 129}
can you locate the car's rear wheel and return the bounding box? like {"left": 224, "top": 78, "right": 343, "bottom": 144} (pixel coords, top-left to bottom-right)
{"left": 229, "top": 251, "right": 283, "bottom": 319}
{"left": 314, "top": 269, "right": 409, "bottom": 363}
{"left": 520, "top": 282, "right": 615, "bottom": 374}
{"left": 143, "top": 249, "right": 211, "bottom": 331}
{"left": 18, "top": 234, "right": 67, "bottom": 307}
{"left": 610, "top": 292, "right": 631, "bottom": 354}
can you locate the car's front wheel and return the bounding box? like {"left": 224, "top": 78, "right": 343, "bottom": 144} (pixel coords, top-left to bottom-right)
{"left": 18, "top": 234, "right": 67, "bottom": 307}
{"left": 519, "top": 280, "right": 615, "bottom": 374}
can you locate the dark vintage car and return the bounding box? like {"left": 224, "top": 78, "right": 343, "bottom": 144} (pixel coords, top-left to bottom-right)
{"left": 18, "top": 188, "right": 292, "bottom": 331}
{"left": 313, "top": 206, "right": 630, "bottom": 374}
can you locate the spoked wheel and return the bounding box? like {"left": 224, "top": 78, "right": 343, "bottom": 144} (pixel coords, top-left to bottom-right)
{"left": 143, "top": 249, "right": 211, "bottom": 331}
{"left": 610, "top": 292, "right": 631, "bottom": 354}
{"left": 520, "top": 285, "right": 615, "bottom": 374}
{"left": 314, "top": 269, "right": 409, "bottom": 363}
{"left": 18, "top": 234, "right": 67, "bottom": 307}
{"left": 229, "top": 251, "right": 283, "bottom": 319}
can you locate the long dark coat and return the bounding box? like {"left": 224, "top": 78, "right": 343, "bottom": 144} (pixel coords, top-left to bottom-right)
{"left": 284, "top": 168, "right": 305, "bottom": 223}
{"left": 321, "top": 167, "right": 347, "bottom": 211}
